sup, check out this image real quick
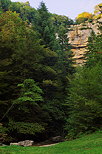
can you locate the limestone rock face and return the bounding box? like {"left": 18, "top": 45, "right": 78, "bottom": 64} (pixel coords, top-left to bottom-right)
{"left": 68, "top": 19, "right": 102, "bottom": 65}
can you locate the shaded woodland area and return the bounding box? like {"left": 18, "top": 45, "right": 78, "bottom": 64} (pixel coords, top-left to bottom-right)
{"left": 0, "top": 0, "right": 102, "bottom": 144}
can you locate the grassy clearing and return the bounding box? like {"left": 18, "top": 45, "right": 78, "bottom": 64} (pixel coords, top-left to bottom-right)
{"left": 0, "top": 132, "right": 102, "bottom": 154}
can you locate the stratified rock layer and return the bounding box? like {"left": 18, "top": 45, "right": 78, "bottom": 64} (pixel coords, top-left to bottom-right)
{"left": 68, "top": 19, "right": 102, "bottom": 65}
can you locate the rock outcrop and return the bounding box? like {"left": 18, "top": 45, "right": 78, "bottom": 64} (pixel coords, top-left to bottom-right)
{"left": 68, "top": 18, "right": 102, "bottom": 65}
{"left": 10, "top": 140, "right": 34, "bottom": 146}
{"left": 50, "top": 136, "right": 64, "bottom": 143}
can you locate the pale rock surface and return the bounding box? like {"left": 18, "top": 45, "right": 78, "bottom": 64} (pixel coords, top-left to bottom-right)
{"left": 68, "top": 18, "right": 102, "bottom": 65}
{"left": 10, "top": 140, "right": 34, "bottom": 146}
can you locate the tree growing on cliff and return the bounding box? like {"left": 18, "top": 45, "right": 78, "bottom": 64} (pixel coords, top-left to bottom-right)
{"left": 36, "top": 2, "right": 59, "bottom": 51}
{"left": 94, "top": 3, "right": 102, "bottom": 15}
{"left": 76, "top": 12, "right": 93, "bottom": 24}
{"left": 85, "top": 30, "right": 102, "bottom": 67}
{"left": 93, "top": 3, "right": 102, "bottom": 19}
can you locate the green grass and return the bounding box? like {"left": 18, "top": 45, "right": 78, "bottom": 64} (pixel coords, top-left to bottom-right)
{"left": 0, "top": 132, "right": 102, "bottom": 154}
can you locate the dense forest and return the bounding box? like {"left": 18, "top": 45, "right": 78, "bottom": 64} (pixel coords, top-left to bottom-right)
{"left": 0, "top": 0, "right": 102, "bottom": 144}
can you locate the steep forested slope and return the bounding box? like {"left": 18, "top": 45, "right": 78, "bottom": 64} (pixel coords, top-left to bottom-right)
{"left": 0, "top": 0, "right": 74, "bottom": 143}
{"left": 0, "top": 0, "right": 102, "bottom": 144}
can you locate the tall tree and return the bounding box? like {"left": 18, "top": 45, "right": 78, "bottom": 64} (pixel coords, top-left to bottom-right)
{"left": 0, "top": 10, "right": 48, "bottom": 121}
{"left": 10, "top": 1, "right": 38, "bottom": 23}
{"left": 65, "top": 64, "right": 102, "bottom": 138}
{"left": 37, "top": 2, "right": 60, "bottom": 51}
{"left": 85, "top": 30, "right": 102, "bottom": 67}
{"left": 94, "top": 3, "right": 102, "bottom": 18}
{"left": 6, "top": 79, "right": 45, "bottom": 140}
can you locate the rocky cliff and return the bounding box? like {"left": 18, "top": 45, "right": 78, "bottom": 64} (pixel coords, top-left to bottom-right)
{"left": 68, "top": 18, "right": 102, "bottom": 65}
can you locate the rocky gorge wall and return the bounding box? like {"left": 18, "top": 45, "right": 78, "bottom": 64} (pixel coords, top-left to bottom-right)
{"left": 68, "top": 18, "right": 102, "bottom": 65}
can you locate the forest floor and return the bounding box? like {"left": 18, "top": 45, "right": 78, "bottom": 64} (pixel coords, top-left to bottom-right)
{"left": 0, "top": 131, "right": 102, "bottom": 154}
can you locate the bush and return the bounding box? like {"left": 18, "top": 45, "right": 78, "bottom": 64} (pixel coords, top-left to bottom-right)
{"left": 8, "top": 120, "right": 45, "bottom": 135}
{"left": 0, "top": 123, "right": 7, "bottom": 143}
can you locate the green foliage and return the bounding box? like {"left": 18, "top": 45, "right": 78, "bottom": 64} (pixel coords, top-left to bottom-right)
{"left": 10, "top": 1, "right": 37, "bottom": 23}
{"left": 0, "top": 123, "right": 7, "bottom": 143}
{"left": 0, "top": 11, "right": 26, "bottom": 102}
{"left": 65, "top": 63, "right": 102, "bottom": 138}
{"left": 86, "top": 30, "right": 102, "bottom": 67}
{"left": 0, "top": 124, "right": 7, "bottom": 134}
{"left": 79, "top": 27, "right": 92, "bottom": 30}
{"left": 0, "top": 0, "right": 11, "bottom": 11}
{"left": 0, "top": 10, "right": 45, "bottom": 101}
{"left": 94, "top": 3, "right": 102, "bottom": 19}
{"left": 51, "top": 14, "right": 73, "bottom": 30}
{"left": 36, "top": 2, "right": 60, "bottom": 51}
{"left": 0, "top": 1, "right": 74, "bottom": 142}
{"left": 42, "top": 99, "right": 66, "bottom": 136}
{"left": 8, "top": 120, "right": 44, "bottom": 135}
{"left": 1, "top": 79, "right": 45, "bottom": 139}
{"left": 17, "top": 79, "right": 43, "bottom": 104}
